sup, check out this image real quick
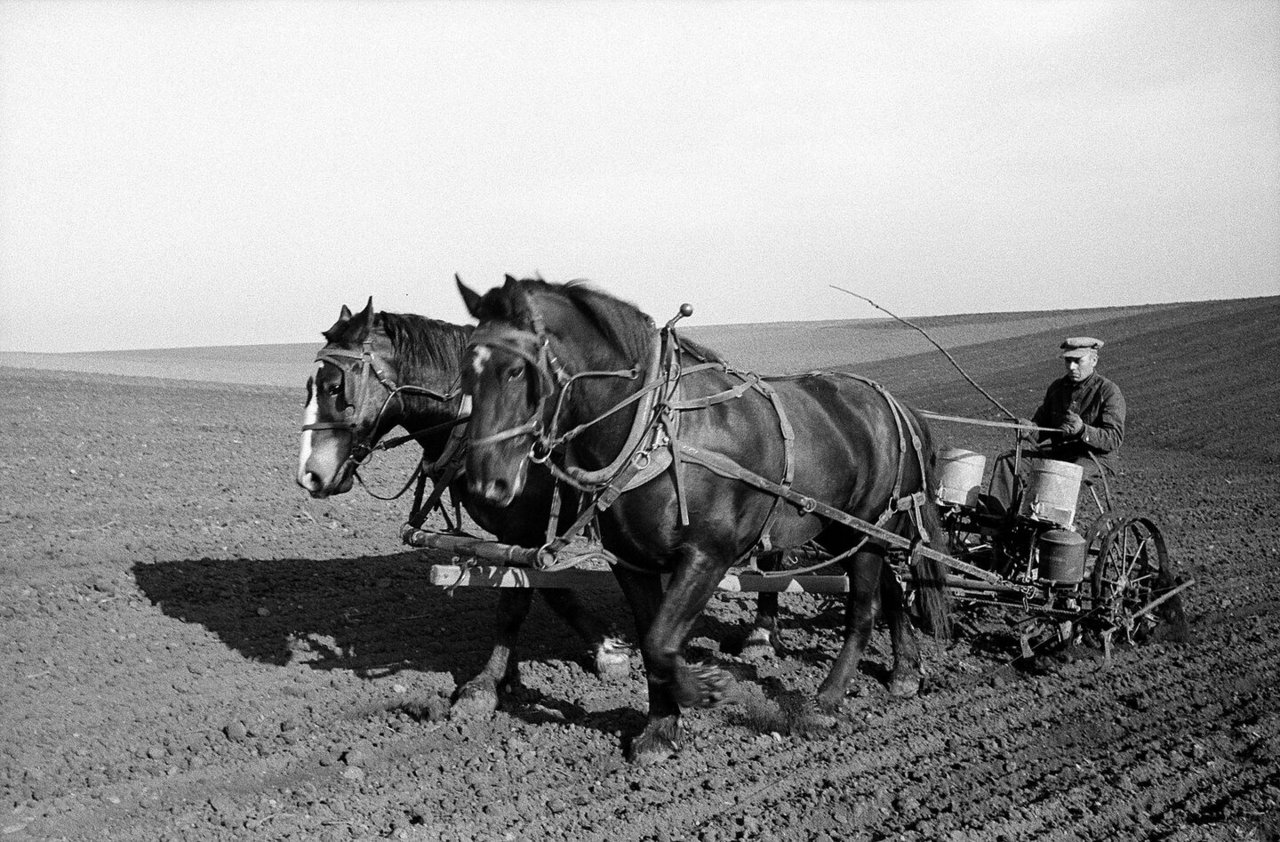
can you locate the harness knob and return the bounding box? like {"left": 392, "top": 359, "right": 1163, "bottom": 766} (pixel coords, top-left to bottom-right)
{"left": 665, "top": 303, "right": 694, "bottom": 330}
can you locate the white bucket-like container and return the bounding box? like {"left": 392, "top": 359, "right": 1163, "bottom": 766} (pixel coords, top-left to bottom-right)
{"left": 936, "top": 448, "right": 987, "bottom": 507}
{"left": 1019, "top": 458, "right": 1084, "bottom": 528}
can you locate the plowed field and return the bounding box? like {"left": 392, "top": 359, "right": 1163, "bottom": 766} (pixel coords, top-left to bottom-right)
{"left": 3, "top": 298, "right": 1278, "bottom": 841}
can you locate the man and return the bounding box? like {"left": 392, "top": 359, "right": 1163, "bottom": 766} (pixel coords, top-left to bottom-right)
{"left": 987, "top": 336, "right": 1126, "bottom": 517}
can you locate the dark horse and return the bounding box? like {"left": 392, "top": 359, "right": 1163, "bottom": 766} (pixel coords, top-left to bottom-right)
{"left": 457, "top": 276, "right": 951, "bottom": 764}
{"left": 296, "top": 298, "right": 630, "bottom": 716}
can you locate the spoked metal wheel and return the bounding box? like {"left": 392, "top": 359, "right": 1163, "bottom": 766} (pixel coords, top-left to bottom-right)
{"left": 1089, "top": 514, "right": 1189, "bottom": 646}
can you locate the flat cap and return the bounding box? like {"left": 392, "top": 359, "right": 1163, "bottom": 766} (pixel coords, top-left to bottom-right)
{"left": 1060, "top": 336, "right": 1104, "bottom": 357}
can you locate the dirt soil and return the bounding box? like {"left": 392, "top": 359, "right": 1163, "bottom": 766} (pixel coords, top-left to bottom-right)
{"left": 3, "top": 303, "right": 1279, "bottom": 841}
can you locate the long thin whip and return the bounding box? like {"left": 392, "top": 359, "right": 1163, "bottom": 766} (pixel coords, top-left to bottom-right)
{"left": 829, "top": 285, "right": 1017, "bottom": 421}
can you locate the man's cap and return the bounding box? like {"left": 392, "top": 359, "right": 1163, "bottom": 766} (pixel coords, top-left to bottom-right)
{"left": 1060, "top": 336, "right": 1104, "bottom": 358}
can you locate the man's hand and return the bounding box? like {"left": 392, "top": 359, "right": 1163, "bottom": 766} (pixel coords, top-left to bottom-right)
{"left": 1016, "top": 418, "right": 1036, "bottom": 444}
{"left": 1058, "top": 411, "right": 1085, "bottom": 438}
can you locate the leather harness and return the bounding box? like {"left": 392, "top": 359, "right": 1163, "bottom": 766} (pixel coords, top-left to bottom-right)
{"left": 465, "top": 317, "right": 938, "bottom": 573}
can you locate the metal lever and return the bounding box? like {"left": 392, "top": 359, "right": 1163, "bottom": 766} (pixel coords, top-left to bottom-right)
{"left": 665, "top": 303, "right": 694, "bottom": 330}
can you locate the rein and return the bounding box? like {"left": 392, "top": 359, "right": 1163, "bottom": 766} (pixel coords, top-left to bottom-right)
{"left": 463, "top": 324, "right": 573, "bottom": 450}
{"left": 464, "top": 322, "right": 645, "bottom": 457}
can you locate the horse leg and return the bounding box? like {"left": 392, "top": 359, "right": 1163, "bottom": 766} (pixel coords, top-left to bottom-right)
{"left": 538, "top": 588, "right": 631, "bottom": 682}
{"left": 880, "top": 560, "right": 922, "bottom": 698}
{"left": 740, "top": 550, "right": 784, "bottom": 662}
{"left": 616, "top": 550, "right": 734, "bottom": 765}
{"left": 450, "top": 589, "right": 534, "bottom": 720}
{"left": 611, "top": 568, "right": 678, "bottom": 764}
{"left": 815, "top": 546, "right": 884, "bottom": 712}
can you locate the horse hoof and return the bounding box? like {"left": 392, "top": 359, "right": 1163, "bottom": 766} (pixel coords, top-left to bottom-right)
{"left": 450, "top": 681, "right": 498, "bottom": 721}
{"left": 629, "top": 718, "right": 681, "bottom": 765}
{"left": 889, "top": 673, "right": 921, "bottom": 699}
{"left": 593, "top": 638, "right": 631, "bottom": 684}
{"left": 675, "top": 664, "right": 736, "bottom": 708}
{"left": 814, "top": 690, "right": 846, "bottom": 717}
{"left": 790, "top": 699, "right": 840, "bottom": 734}
{"left": 739, "top": 629, "right": 781, "bottom": 664}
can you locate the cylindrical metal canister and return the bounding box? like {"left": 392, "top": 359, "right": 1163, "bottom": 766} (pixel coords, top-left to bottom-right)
{"left": 1018, "top": 458, "right": 1084, "bottom": 527}
{"left": 1036, "top": 527, "right": 1088, "bottom": 583}
{"left": 935, "top": 448, "right": 987, "bottom": 507}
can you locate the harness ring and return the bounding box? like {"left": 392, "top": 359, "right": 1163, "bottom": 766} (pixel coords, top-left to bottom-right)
{"left": 529, "top": 440, "right": 552, "bottom": 465}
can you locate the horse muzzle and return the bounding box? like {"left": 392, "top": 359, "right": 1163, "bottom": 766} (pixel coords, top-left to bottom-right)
{"left": 296, "top": 465, "right": 355, "bottom": 498}
{"left": 467, "top": 476, "right": 518, "bottom": 508}
{"left": 465, "top": 436, "right": 532, "bottom": 507}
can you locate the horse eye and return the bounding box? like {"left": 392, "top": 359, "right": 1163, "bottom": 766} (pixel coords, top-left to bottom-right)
{"left": 506, "top": 365, "right": 525, "bottom": 382}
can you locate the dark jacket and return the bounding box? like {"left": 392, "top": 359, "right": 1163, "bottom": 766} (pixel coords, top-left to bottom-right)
{"left": 1032, "top": 372, "right": 1126, "bottom": 474}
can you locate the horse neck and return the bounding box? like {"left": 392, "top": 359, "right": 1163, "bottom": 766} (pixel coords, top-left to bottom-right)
{"left": 378, "top": 324, "right": 469, "bottom": 457}
{"left": 555, "top": 331, "right": 658, "bottom": 472}
{"left": 397, "top": 393, "right": 465, "bottom": 458}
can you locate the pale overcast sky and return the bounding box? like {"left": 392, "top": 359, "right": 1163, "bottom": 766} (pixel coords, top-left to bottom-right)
{"left": 1, "top": 0, "right": 1277, "bottom": 353}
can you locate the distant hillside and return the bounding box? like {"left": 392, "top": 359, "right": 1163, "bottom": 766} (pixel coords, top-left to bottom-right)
{"left": 0, "top": 344, "right": 320, "bottom": 388}
{"left": 852, "top": 296, "right": 1280, "bottom": 464}
{"left": 0, "top": 299, "right": 1219, "bottom": 387}
{"left": 688, "top": 301, "right": 1194, "bottom": 374}
{"left": 2, "top": 296, "right": 1276, "bottom": 464}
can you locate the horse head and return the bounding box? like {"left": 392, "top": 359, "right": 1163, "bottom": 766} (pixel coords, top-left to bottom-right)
{"left": 456, "top": 274, "right": 654, "bottom": 507}
{"left": 298, "top": 295, "right": 475, "bottom": 498}
{"left": 296, "top": 298, "right": 387, "bottom": 496}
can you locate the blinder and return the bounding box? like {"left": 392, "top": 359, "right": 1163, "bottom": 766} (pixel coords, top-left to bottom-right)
{"left": 301, "top": 352, "right": 361, "bottom": 434}
{"left": 301, "top": 339, "right": 457, "bottom": 441}
{"left": 467, "top": 323, "right": 569, "bottom": 396}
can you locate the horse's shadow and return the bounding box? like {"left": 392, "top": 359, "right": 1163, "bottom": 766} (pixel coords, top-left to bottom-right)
{"left": 133, "top": 554, "right": 901, "bottom": 741}
{"left": 131, "top": 551, "right": 632, "bottom": 685}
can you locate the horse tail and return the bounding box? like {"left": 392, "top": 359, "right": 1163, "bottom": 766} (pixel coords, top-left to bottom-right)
{"left": 911, "top": 415, "right": 953, "bottom": 642}
{"left": 911, "top": 526, "right": 953, "bottom": 642}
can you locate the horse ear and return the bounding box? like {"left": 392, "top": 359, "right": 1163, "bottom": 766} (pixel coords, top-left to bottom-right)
{"left": 507, "top": 278, "right": 537, "bottom": 327}
{"left": 352, "top": 296, "right": 376, "bottom": 337}
{"left": 503, "top": 274, "right": 518, "bottom": 288}
{"left": 324, "top": 304, "right": 354, "bottom": 340}
{"left": 456, "top": 274, "right": 484, "bottom": 319}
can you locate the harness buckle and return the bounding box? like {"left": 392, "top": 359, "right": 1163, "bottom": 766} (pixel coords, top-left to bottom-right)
{"left": 529, "top": 439, "right": 552, "bottom": 464}
{"left": 889, "top": 491, "right": 927, "bottom": 513}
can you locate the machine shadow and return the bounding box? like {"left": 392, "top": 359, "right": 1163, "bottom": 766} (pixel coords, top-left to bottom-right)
{"left": 131, "top": 551, "right": 634, "bottom": 687}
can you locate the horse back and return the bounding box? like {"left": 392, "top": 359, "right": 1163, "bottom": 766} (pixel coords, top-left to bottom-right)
{"left": 678, "top": 369, "right": 931, "bottom": 523}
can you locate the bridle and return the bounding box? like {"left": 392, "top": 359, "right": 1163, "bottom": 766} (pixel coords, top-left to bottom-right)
{"left": 464, "top": 319, "right": 575, "bottom": 457}
{"left": 302, "top": 336, "right": 462, "bottom": 470}
{"left": 464, "top": 294, "right": 659, "bottom": 458}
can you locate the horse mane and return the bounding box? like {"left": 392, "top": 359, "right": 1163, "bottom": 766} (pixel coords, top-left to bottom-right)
{"left": 326, "top": 308, "right": 472, "bottom": 377}
{"left": 501, "top": 278, "right": 727, "bottom": 367}
{"left": 376, "top": 312, "right": 472, "bottom": 377}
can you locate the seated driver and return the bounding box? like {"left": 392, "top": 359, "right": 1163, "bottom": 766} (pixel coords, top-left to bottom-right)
{"left": 987, "top": 336, "right": 1126, "bottom": 516}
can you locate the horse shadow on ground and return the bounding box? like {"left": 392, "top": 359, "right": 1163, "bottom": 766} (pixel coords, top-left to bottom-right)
{"left": 132, "top": 553, "right": 899, "bottom": 740}
{"left": 131, "top": 551, "right": 634, "bottom": 687}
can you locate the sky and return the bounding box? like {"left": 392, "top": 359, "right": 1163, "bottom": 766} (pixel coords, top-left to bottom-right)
{"left": 1, "top": 0, "right": 1277, "bottom": 354}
